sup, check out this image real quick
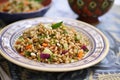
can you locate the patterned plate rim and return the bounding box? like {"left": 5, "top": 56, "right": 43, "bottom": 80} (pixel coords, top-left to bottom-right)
{"left": 0, "top": 17, "right": 109, "bottom": 72}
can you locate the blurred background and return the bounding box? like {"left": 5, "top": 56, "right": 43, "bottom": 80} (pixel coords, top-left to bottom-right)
{"left": 45, "top": 0, "right": 120, "bottom": 20}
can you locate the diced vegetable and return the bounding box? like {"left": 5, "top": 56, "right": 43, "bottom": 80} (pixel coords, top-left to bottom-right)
{"left": 42, "top": 48, "right": 53, "bottom": 54}
{"left": 38, "top": 34, "right": 47, "bottom": 39}
{"left": 42, "top": 43, "right": 48, "bottom": 47}
{"left": 18, "top": 36, "right": 23, "bottom": 39}
{"left": 44, "top": 24, "right": 52, "bottom": 29}
{"left": 51, "top": 21, "right": 63, "bottom": 29}
{"left": 15, "top": 41, "right": 21, "bottom": 44}
{"left": 30, "top": 53, "right": 36, "bottom": 57}
{"left": 25, "top": 51, "right": 31, "bottom": 56}
{"left": 63, "top": 43, "right": 68, "bottom": 50}
{"left": 70, "top": 59, "right": 76, "bottom": 63}
{"left": 63, "top": 30, "right": 68, "bottom": 34}
{"left": 25, "top": 44, "right": 32, "bottom": 50}
{"left": 20, "top": 52, "right": 24, "bottom": 56}
{"left": 81, "top": 45, "right": 89, "bottom": 52}
{"left": 77, "top": 50, "right": 84, "bottom": 59}
{"left": 75, "top": 34, "right": 81, "bottom": 41}
{"left": 24, "top": 1, "right": 29, "bottom": 6}
{"left": 62, "top": 50, "right": 68, "bottom": 54}
{"left": 40, "top": 53, "right": 50, "bottom": 59}
{"left": 56, "top": 43, "right": 61, "bottom": 46}
{"left": 47, "top": 54, "right": 54, "bottom": 62}
{"left": 15, "top": 36, "right": 24, "bottom": 44}
{"left": 37, "top": 52, "right": 40, "bottom": 61}
{"left": 49, "top": 34, "right": 55, "bottom": 38}
{"left": 41, "top": 48, "right": 53, "bottom": 59}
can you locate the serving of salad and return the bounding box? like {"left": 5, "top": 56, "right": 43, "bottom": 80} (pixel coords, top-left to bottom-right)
{"left": 14, "top": 22, "right": 89, "bottom": 64}
{"left": 0, "top": 0, "right": 43, "bottom": 13}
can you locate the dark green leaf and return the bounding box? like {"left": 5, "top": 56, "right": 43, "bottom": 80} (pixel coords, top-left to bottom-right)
{"left": 37, "top": 54, "right": 41, "bottom": 61}
{"left": 38, "top": 34, "right": 47, "bottom": 39}
{"left": 63, "top": 30, "right": 68, "bottom": 34}
{"left": 18, "top": 36, "right": 23, "bottom": 39}
{"left": 48, "top": 54, "right": 54, "bottom": 62}
{"left": 25, "top": 51, "right": 31, "bottom": 57}
{"left": 49, "top": 34, "right": 55, "bottom": 38}
{"left": 51, "top": 21, "right": 63, "bottom": 29}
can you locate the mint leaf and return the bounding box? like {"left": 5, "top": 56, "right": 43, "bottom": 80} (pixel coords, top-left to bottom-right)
{"left": 51, "top": 21, "right": 63, "bottom": 29}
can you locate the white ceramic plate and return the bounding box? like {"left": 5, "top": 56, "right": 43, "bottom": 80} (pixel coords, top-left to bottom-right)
{"left": 0, "top": 17, "right": 109, "bottom": 72}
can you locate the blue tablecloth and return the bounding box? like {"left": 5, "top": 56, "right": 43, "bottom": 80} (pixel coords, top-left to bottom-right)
{"left": 0, "top": 0, "right": 120, "bottom": 80}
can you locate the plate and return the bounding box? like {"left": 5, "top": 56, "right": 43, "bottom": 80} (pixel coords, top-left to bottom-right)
{"left": 0, "top": 17, "right": 109, "bottom": 72}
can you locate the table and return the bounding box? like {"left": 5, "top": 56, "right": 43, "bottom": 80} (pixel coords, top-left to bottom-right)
{"left": 0, "top": 0, "right": 120, "bottom": 80}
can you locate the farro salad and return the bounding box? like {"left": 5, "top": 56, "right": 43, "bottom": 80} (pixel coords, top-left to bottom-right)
{"left": 14, "top": 22, "right": 90, "bottom": 64}
{"left": 0, "top": 0, "right": 43, "bottom": 13}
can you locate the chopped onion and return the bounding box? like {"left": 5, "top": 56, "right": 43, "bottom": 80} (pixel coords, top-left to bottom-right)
{"left": 81, "top": 45, "right": 89, "bottom": 52}
{"left": 40, "top": 53, "right": 50, "bottom": 59}
{"left": 61, "top": 50, "right": 68, "bottom": 54}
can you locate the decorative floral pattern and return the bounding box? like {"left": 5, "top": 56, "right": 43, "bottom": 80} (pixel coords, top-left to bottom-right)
{"left": 68, "top": 0, "right": 114, "bottom": 23}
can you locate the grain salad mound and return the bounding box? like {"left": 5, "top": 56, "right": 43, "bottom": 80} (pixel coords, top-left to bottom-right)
{"left": 14, "top": 22, "right": 89, "bottom": 64}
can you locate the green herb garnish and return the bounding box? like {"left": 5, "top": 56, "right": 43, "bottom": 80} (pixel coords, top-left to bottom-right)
{"left": 48, "top": 54, "right": 54, "bottom": 62}
{"left": 18, "top": 36, "right": 23, "bottom": 39}
{"left": 37, "top": 53, "right": 41, "bottom": 61}
{"left": 29, "top": 0, "right": 43, "bottom": 2}
{"left": 38, "top": 34, "right": 47, "bottom": 39}
{"left": 49, "top": 34, "right": 55, "bottom": 38}
{"left": 25, "top": 51, "right": 31, "bottom": 57}
{"left": 51, "top": 21, "right": 63, "bottom": 29}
